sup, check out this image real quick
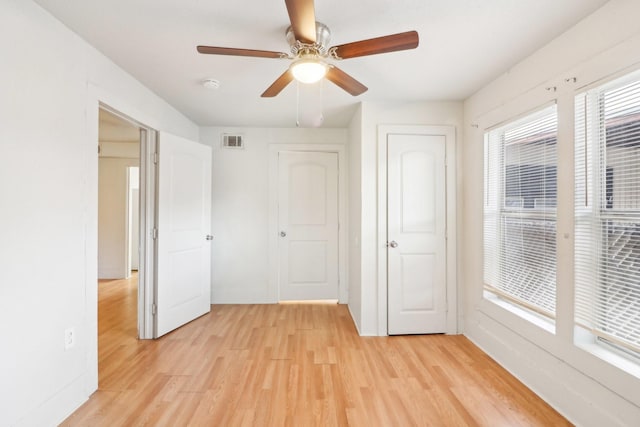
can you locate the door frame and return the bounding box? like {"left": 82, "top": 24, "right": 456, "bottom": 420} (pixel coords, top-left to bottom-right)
{"left": 268, "top": 144, "right": 348, "bottom": 303}
{"left": 377, "top": 125, "right": 458, "bottom": 336}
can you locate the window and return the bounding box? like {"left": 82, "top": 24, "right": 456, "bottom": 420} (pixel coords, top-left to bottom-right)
{"left": 484, "top": 104, "right": 558, "bottom": 318}
{"left": 575, "top": 72, "right": 640, "bottom": 355}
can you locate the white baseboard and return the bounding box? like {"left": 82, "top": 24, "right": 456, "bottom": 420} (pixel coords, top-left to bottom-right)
{"left": 16, "top": 374, "right": 88, "bottom": 427}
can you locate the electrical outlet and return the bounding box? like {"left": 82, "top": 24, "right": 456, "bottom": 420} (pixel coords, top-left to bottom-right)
{"left": 64, "top": 327, "right": 75, "bottom": 351}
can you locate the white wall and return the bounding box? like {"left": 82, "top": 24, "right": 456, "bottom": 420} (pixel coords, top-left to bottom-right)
{"left": 0, "top": 1, "right": 198, "bottom": 425}
{"left": 200, "top": 127, "right": 348, "bottom": 304}
{"left": 98, "top": 152, "right": 138, "bottom": 279}
{"left": 462, "top": 0, "right": 640, "bottom": 425}
{"left": 351, "top": 101, "right": 464, "bottom": 335}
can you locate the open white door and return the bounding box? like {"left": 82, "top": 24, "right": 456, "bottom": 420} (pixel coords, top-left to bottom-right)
{"left": 387, "top": 134, "right": 447, "bottom": 335}
{"left": 156, "top": 132, "right": 212, "bottom": 337}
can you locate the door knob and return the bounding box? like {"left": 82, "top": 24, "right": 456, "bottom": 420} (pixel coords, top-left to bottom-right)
{"left": 280, "top": 231, "right": 287, "bottom": 237}
{"left": 206, "top": 235, "right": 214, "bottom": 240}
{"left": 388, "top": 240, "right": 398, "bottom": 248}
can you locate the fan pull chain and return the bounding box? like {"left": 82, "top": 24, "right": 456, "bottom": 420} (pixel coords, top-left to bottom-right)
{"left": 296, "top": 80, "right": 300, "bottom": 127}
{"left": 318, "top": 79, "right": 324, "bottom": 126}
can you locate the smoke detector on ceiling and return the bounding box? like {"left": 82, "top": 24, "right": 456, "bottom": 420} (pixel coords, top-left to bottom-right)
{"left": 202, "top": 78, "right": 220, "bottom": 90}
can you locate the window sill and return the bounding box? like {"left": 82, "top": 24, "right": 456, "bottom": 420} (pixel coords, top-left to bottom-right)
{"left": 483, "top": 290, "right": 556, "bottom": 335}
{"left": 574, "top": 328, "right": 640, "bottom": 380}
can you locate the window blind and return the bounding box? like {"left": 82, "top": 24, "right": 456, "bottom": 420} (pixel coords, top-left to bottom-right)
{"left": 484, "top": 104, "right": 558, "bottom": 318}
{"left": 575, "top": 74, "right": 640, "bottom": 354}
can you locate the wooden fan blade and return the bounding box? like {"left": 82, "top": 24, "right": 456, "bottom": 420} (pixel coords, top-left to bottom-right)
{"left": 197, "top": 46, "right": 286, "bottom": 59}
{"left": 331, "top": 30, "right": 419, "bottom": 59}
{"left": 325, "top": 66, "right": 368, "bottom": 96}
{"left": 261, "top": 69, "right": 294, "bottom": 97}
{"left": 285, "top": 0, "right": 316, "bottom": 44}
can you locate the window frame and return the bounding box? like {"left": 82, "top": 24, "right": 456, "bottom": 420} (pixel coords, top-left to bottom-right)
{"left": 483, "top": 103, "right": 559, "bottom": 322}
{"left": 574, "top": 70, "right": 640, "bottom": 359}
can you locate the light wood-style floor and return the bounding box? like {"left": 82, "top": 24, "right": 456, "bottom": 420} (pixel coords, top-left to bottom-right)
{"left": 62, "top": 275, "right": 571, "bottom": 426}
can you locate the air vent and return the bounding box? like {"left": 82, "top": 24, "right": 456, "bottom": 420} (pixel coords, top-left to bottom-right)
{"left": 221, "top": 134, "right": 244, "bottom": 149}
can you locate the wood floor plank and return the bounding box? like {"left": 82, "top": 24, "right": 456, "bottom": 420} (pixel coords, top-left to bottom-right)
{"left": 61, "top": 275, "right": 572, "bottom": 426}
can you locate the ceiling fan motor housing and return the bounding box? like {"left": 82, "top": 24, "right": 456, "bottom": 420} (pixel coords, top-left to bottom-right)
{"left": 286, "top": 21, "right": 331, "bottom": 56}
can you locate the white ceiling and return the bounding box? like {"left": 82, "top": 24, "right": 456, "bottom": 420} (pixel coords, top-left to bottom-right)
{"left": 35, "top": 0, "right": 609, "bottom": 128}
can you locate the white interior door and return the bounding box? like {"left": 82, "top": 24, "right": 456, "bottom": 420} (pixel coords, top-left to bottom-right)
{"left": 387, "top": 134, "right": 447, "bottom": 335}
{"left": 156, "top": 132, "right": 212, "bottom": 337}
{"left": 278, "top": 151, "right": 339, "bottom": 301}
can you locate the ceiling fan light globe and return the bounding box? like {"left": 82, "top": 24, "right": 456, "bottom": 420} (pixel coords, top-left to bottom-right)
{"left": 290, "top": 59, "right": 327, "bottom": 84}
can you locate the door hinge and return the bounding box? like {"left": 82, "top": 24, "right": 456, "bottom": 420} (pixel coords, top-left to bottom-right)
{"left": 153, "top": 152, "right": 158, "bottom": 164}
{"left": 152, "top": 227, "right": 158, "bottom": 240}
{"left": 151, "top": 303, "right": 157, "bottom": 315}
{"left": 97, "top": 145, "right": 101, "bottom": 154}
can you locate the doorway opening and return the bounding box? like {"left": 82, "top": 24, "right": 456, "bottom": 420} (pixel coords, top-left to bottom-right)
{"left": 97, "top": 108, "right": 141, "bottom": 382}
{"left": 97, "top": 105, "right": 157, "bottom": 369}
{"left": 98, "top": 109, "right": 140, "bottom": 282}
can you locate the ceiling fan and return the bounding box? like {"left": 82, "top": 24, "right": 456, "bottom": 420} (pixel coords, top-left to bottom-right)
{"left": 197, "top": 0, "right": 419, "bottom": 97}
